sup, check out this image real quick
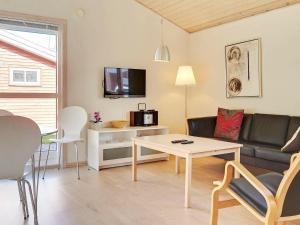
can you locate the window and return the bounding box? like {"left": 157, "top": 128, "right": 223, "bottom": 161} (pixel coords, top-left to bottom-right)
{"left": 9, "top": 68, "right": 40, "bottom": 86}
{"left": 0, "top": 16, "right": 65, "bottom": 168}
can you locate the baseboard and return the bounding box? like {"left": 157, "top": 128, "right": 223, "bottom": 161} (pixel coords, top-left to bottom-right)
{"left": 98, "top": 157, "right": 168, "bottom": 170}
{"left": 44, "top": 164, "right": 59, "bottom": 170}
{"left": 65, "top": 161, "right": 87, "bottom": 168}
{"left": 66, "top": 157, "right": 168, "bottom": 170}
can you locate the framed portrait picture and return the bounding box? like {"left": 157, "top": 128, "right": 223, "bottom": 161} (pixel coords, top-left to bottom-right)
{"left": 225, "top": 38, "right": 262, "bottom": 98}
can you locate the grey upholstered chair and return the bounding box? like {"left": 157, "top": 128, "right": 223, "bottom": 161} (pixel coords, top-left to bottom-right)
{"left": 211, "top": 153, "right": 300, "bottom": 225}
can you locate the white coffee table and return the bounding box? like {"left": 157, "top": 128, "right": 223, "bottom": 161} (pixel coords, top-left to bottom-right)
{"left": 132, "top": 134, "right": 242, "bottom": 208}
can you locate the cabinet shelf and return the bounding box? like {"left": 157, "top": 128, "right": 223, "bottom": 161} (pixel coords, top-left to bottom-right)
{"left": 88, "top": 125, "right": 169, "bottom": 171}
{"left": 100, "top": 141, "right": 132, "bottom": 149}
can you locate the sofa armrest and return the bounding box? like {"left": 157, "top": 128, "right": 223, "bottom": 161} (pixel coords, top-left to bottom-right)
{"left": 187, "top": 116, "right": 217, "bottom": 137}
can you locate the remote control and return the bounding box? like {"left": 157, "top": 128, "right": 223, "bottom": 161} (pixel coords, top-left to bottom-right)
{"left": 171, "top": 139, "right": 188, "bottom": 144}
{"left": 181, "top": 141, "right": 194, "bottom": 144}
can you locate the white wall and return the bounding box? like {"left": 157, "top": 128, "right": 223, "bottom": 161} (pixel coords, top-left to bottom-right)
{"left": 188, "top": 4, "right": 300, "bottom": 118}
{"left": 2, "top": 0, "right": 299, "bottom": 163}
{"left": 0, "top": 0, "right": 189, "bottom": 162}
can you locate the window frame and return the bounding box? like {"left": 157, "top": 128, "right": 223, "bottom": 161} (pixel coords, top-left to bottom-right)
{"left": 0, "top": 11, "right": 67, "bottom": 168}
{"left": 9, "top": 68, "right": 41, "bottom": 86}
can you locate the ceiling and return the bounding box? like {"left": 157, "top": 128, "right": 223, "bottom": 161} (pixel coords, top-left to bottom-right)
{"left": 135, "top": 0, "right": 300, "bottom": 33}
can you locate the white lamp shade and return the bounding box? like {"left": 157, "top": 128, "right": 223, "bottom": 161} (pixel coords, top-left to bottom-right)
{"left": 175, "top": 66, "right": 196, "bottom": 86}
{"left": 154, "top": 45, "right": 170, "bottom": 62}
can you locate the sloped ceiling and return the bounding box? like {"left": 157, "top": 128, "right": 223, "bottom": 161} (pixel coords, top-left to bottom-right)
{"left": 135, "top": 0, "right": 300, "bottom": 32}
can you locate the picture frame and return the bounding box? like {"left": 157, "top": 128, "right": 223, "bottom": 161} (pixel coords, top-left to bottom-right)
{"left": 225, "top": 38, "right": 262, "bottom": 98}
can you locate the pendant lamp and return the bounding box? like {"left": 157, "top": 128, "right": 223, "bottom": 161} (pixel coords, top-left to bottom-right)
{"left": 154, "top": 19, "right": 170, "bottom": 62}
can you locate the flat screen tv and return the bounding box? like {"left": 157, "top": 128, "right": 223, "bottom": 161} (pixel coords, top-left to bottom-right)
{"left": 104, "top": 67, "right": 146, "bottom": 98}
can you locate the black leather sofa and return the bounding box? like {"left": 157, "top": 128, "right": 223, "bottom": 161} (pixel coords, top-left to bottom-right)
{"left": 187, "top": 113, "right": 300, "bottom": 173}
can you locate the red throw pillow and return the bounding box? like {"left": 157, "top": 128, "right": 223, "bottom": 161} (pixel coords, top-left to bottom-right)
{"left": 214, "top": 108, "right": 244, "bottom": 141}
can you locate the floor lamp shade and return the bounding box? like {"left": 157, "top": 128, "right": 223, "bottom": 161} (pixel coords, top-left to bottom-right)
{"left": 175, "top": 66, "right": 196, "bottom": 86}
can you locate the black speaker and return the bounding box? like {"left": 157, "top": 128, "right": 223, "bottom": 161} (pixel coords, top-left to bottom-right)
{"left": 130, "top": 111, "right": 144, "bottom": 126}
{"left": 130, "top": 110, "right": 158, "bottom": 126}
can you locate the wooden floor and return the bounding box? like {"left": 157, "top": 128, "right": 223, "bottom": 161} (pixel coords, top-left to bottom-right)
{"left": 1, "top": 157, "right": 299, "bottom": 225}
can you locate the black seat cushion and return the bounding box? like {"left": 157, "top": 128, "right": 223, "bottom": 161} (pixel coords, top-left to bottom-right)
{"left": 213, "top": 139, "right": 255, "bottom": 157}
{"left": 230, "top": 172, "right": 283, "bottom": 216}
{"left": 255, "top": 146, "right": 292, "bottom": 164}
{"left": 249, "top": 114, "right": 290, "bottom": 147}
{"left": 240, "top": 144, "right": 255, "bottom": 157}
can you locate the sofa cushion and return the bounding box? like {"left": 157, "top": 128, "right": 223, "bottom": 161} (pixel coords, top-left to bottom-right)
{"left": 214, "top": 108, "right": 244, "bottom": 141}
{"left": 212, "top": 138, "right": 254, "bottom": 157}
{"left": 230, "top": 172, "right": 283, "bottom": 216}
{"left": 249, "top": 114, "right": 290, "bottom": 147}
{"left": 255, "top": 146, "right": 292, "bottom": 164}
{"left": 188, "top": 116, "right": 216, "bottom": 137}
{"left": 255, "top": 158, "right": 289, "bottom": 173}
{"left": 287, "top": 117, "right": 300, "bottom": 141}
{"left": 239, "top": 114, "right": 253, "bottom": 141}
{"left": 240, "top": 144, "right": 255, "bottom": 157}
{"left": 281, "top": 127, "right": 300, "bottom": 153}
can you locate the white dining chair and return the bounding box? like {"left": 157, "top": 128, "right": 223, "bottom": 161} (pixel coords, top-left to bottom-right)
{"left": 43, "top": 106, "right": 87, "bottom": 180}
{"left": 0, "top": 110, "right": 27, "bottom": 214}
{"left": 0, "top": 116, "right": 41, "bottom": 224}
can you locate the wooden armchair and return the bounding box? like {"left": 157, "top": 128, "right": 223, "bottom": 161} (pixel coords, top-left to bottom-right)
{"left": 211, "top": 152, "right": 300, "bottom": 225}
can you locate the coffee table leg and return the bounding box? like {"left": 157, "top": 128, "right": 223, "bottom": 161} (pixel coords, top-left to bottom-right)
{"left": 185, "top": 155, "right": 192, "bottom": 208}
{"left": 175, "top": 156, "right": 180, "bottom": 174}
{"left": 132, "top": 143, "right": 137, "bottom": 181}
{"left": 234, "top": 148, "right": 241, "bottom": 178}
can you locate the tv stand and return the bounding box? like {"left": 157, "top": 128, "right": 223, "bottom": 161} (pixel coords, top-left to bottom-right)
{"left": 87, "top": 125, "right": 168, "bottom": 171}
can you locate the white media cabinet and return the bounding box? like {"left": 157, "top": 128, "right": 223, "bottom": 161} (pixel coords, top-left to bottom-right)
{"left": 87, "top": 126, "right": 169, "bottom": 171}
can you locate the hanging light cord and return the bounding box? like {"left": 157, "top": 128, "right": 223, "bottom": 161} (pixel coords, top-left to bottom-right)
{"left": 160, "top": 18, "right": 164, "bottom": 46}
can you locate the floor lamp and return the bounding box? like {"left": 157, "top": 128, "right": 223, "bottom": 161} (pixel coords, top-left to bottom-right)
{"left": 175, "top": 66, "right": 196, "bottom": 134}
{"left": 175, "top": 66, "right": 196, "bottom": 173}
